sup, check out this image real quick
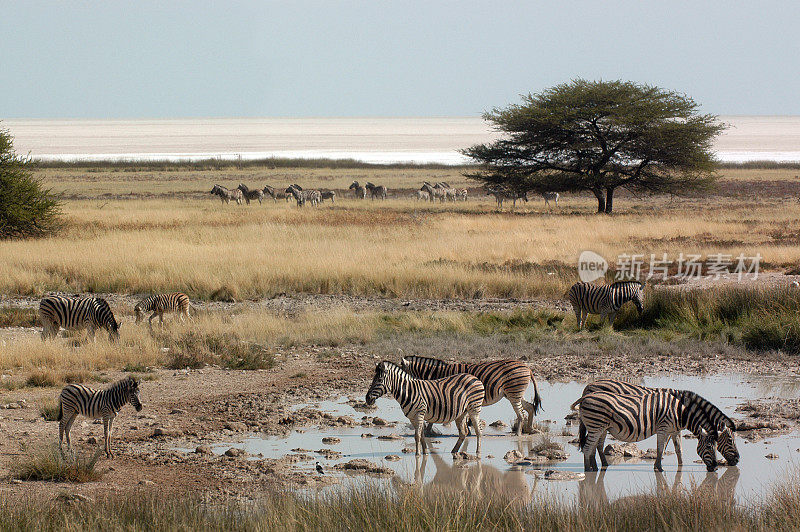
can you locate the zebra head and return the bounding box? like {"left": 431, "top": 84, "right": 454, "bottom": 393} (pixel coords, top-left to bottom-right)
{"left": 133, "top": 303, "right": 144, "bottom": 324}
{"left": 365, "top": 362, "right": 390, "bottom": 406}
{"left": 237, "top": 183, "right": 248, "bottom": 193}
{"left": 349, "top": 181, "right": 360, "bottom": 190}
{"left": 125, "top": 376, "right": 143, "bottom": 412}
{"left": 697, "top": 430, "right": 718, "bottom": 472}
{"left": 717, "top": 424, "right": 739, "bottom": 466}
{"left": 210, "top": 184, "right": 221, "bottom": 195}
{"left": 94, "top": 298, "right": 120, "bottom": 342}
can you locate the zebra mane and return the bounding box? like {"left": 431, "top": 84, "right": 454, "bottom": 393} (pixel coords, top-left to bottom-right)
{"left": 680, "top": 390, "right": 736, "bottom": 432}
{"left": 610, "top": 280, "right": 643, "bottom": 288}
{"left": 106, "top": 375, "right": 137, "bottom": 393}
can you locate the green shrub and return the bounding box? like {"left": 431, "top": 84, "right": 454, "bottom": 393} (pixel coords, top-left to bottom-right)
{"left": 12, "top": 445, "right": 100, "bottom": 482}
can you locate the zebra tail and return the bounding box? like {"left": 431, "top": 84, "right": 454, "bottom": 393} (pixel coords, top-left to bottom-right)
{"left": 578, "top": 421, "right": 587, "bottom": 451}
{"left": 569, "top": 397, "right": 584, "bottom": 411}
{"left": 529, "top": 367, "right": 543, "bottom": 414}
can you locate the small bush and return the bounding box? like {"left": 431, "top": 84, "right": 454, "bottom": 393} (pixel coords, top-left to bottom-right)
{"left": 0, "top": 308, "right": 38, "bottom": 327}
{"left": 165, "top": 332, "right": 275, "bottom": 370}
{"left": 39, "top": 398, "right": 60, "bottom": 421}
{"left": 12, "top": 445, "right": 101, "bottom": 482}
{"left": 25, "top": 370, "right": 60, "bottom": 388}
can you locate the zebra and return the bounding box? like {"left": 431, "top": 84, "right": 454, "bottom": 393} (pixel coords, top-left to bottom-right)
{"left": 210, "top": 184, "right": 242, "bottom": 205}
{"left": 416, "top": 189, "right": 430, "bottom": 201}
{"left": 320, "top": 190, "right": 336, "bottom": 203}
{"left": 285, "top": 185, "right": 308, "bottom": 206}
{"left": 566, "top": 280, "right": 644, "bottom": 330}
{"left": 39, "top": 296, "right": 120, "bottom": 342}
{"left": 262, "top": 185, "right": 279, "bottom": 202}
{"left": 237, "top": 183, "right": 264, "bottom": 205}
{"left": 486, "top": 188, "right": 527, "bottom": 210}
{"left": 365, "top": 182, "right": 387, "bottom": 200}
{"left": 366, "top": 361, "right": 484, "bottom": 456}
{"left": 58, "top": 376, "right": 143, "bottom": 459}
{"left": 420, "top": 182, "right": 441, "bottom": 202}
{"left": 579, "top": 379, "right": 739, "bottom": 466}
{"left": 134, "top": 292, "right": 191, "bottom": 328}
{"left": 541, "top": 192, "right": 559, "bottom": 208}
{"left": 349, "top": 181, "right": 367, "bottom": 199}
{"left": 400, "top": 356, "right": 542, "bottom": 437}
{"left": 572, "top": 389, "right": 724, "bottom": 472}
{"left": 434, "top": 182, "right": 457, "bottom": 202}
{"left": 457, "top": 188, "right": 468, "bottom": 201}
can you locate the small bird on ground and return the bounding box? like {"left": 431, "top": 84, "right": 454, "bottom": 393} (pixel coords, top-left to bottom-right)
{"left": 316, "top": 462, "right": 324, "bottom": 475}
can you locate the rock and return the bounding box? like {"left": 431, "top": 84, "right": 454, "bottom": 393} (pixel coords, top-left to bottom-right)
{"left": 170, "top": 409, "right": 185, "bottom": 415}
{"left": 336, "top": 416, "right": 355, "bottom": 426}
{"left": 224, "top": 422, "right": 248, "bottom": 432}
{"left": 224, "top": 447, "right": 246, "bottom": 458}
{"left": 138, "top": 480, "right": 156, "bottom": 486}
{"left": 604, "top": 443, "right": 643, "bottom": 458}
{"left": 377, "top": 433, "right": 402, "bottom": 441}
{"left": 455, "top": 452, "right": 479, "bottom": 461}
{"left": 504, "top": 450, "right": 523, "bottom": 463}
{"left": 524, "top": 455, "right": 550, "bottom": 464}
{"left": 543, "top": 470, "right": 585, "bottom": 481}
{"left": 766, "top": 453, "right": 779, "bottom": 459}
{"left": 10, "top": 479, "right": 22, "bottom": 485}
{"left": 292, "top": 448, "right": 313, "bottom": 453}
{"left": 54, "top": 493, "right": 94, "bottom": 504}
{"left": 361, "top": 433, "right": 373, "bottom": 438}
{"left": 641, "top": 449, "right": 658, "bottom": 460}
{"left": 372, "top": 417, "right": 387, "bottom": 426}
{"left": 322, "top": 437, "right": 341, "bottom": 445}
{"left": 195, "top": 445, "right": 213, "bottom": 455}
{"left": 333, "top": 459, "right": 393, "bottom": 476}
{"left": 151, "top": 427, "right": 175, "bottom": 437}
{"left": 538, "top": 449, "right": 568, "bottom": 461}
{"left": 401, "top": 447, "right": 416, "bottom": 453}
{"left": 514, "top": 460, "right": 532, "bottom": 466}
{"left": 87, "top": 436, "right": 97, "bottom": 445}
{"left": 317, "top": 448, "right": 343, "bottom": 459}
{"left": 489, "top": 420, "right": 507, "bottom": 429}
{"left": 384, "top": 455, "right": 401, "bottom": 462}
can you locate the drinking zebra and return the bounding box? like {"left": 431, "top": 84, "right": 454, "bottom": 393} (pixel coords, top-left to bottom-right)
{"left": 541, "top": 192, "right": 559, "bottom": 208}
{"left": 400, "top": 356, "right": 542, "bottom": 436}
{"left": 320, "top": 190, "right": 336, "bottom": 203}
{"left": 366, "top": 361, "right": 484, "bottom": 455}
{"left": 579, "top": 379, "right": 739, "bottom": 466}
{"left": 349, "top": 181, "right": 367, "bottom": 199}
{"left": 572, "top": 389, "right": 724, "bottom": 472}
{"left": 237, "top": 183, "right": 265, "bottom": 205}
{"left": 39, "top": 296, "right": 120, "bottom": 342}
{"left": 58, "top": 376, "right": 143, "bottom": 459}
{"left": 134, "top": 292, "right": 191, "bottom": 328}
{"left": 566, "top": 280, "right": 644, "bottom": 330}
{"left": 365, "top": 182, "right": 387, "bottom": 200}
{"left": 210, "top": 184, "right": 242, "bottom": 205}
{"left": 486, "top": 188, "right": 527, "bottom": 210}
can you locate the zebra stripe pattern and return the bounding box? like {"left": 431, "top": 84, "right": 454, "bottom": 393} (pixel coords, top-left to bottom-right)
{"left": 134, "top": 292, "right": 191, "bottom": 327}
{"left": 573, "top": 389, "right": 722, "bottom": 472}
{"left": 349, "top": 181, "right": 367, "bottom": 199}
{"left": 541, "top": 192, "right": 559, "bottom": 208}
{"left": 39, "top": 296, "right": 120, "bottom": 342}
{"left": 365, "top": 182, "right": 387, "bottom": 200}
{"left": 210, "top": 184, "right": 242, "bottom": 205}
{"left": 320, "top": 190, "right": 336, "bottom": 203}
{"left": 567, "top": 280, "right": 644, "bottom": 329}
{"left": 58, "top": 376, "right": 143, "bottom": 458}
{"left": 486, "top": 188, "right": 527, "bottom": 210}
{"left": 366, "top": 361, "right": 484, "bottom": 455}
{"left": 237, "top": 183, "right": 264, "bottom": 205}
{"left": 580, "top": 379, "right": 739, "bottom": 466}
{"left": 400, "top": 356, "right": 542, "bottom": 436}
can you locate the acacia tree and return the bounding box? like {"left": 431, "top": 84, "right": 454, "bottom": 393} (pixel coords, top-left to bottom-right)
{"left": 0, "top": 127, "right": 61, "bottom": 238}
{"left": 463, "top": 80, "right": 724, "bottom": 213}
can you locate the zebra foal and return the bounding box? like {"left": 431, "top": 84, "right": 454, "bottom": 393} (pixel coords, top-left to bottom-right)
{"left": 400, "top": 356, "right": 542, "bottom": 436}
{"left": 580, "top": 379, "right": 739, "bottom": 466}
{"left": 572, "top": 389, "right": 724, "bottom": 472}
{"left": 58, "top": 376, "right": 143, "bottom": 458}
{"left": 134, "top": 292, "right": 191, "bottom": 328}
{"left": 567, "top": 280, "right": 644, "bottom": 329}
{"left": 366, "top": 361, "right": 484, "bottom": 455}
{"left": 39, "top": 296, "right": 120, "bottom": 342}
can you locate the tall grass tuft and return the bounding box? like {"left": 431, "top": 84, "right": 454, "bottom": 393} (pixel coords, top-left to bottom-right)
{"left": 12, "top": 444, "right": 101, "bottom": 483}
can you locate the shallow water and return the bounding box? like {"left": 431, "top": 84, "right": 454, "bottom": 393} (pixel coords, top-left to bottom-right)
{"left": 183, "top": 374, "right": 800, "bottom": 504}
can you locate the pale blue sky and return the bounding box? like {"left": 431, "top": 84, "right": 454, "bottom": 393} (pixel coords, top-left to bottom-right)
{"left": 1, "top": 1, "right": 798, "bottom": 118}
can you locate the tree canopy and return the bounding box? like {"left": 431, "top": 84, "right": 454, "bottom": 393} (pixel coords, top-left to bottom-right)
{"left": 463, "top": 79, "right": 724, "bottom": 213}
{"left": 0, "top": 127, "right": 61, "bottom": 238}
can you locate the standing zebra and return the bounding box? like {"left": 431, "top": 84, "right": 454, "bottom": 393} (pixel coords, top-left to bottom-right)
{"left": 210, "top": 184, "right": 242, "bottom": 205}
{"left": 579, "top": 379, "right": 739, "bottom": 466}
{"left": 134, "top": 292, "right": 191, "bottom": 328}
{"left": 58, "top": 376, "right": 143, "bottom": 458}
{"left": 416, "top": 189, "right": 430, "bottom": 201}
{"left": 434, "top": 182, "right": 457, "bottom": 202}
{"left": 486, "top": 188, "right": 527, "bottom": 210}
{"left": 420, "top": 182, "right": 441, "bottom": 202}
{"left": 400, "top": 356, "right": 542, "bottom": 437}
{"left": 349, "top": 181, "right": 367, "bottom": 199}
{"left": 366, "top": 361, "right": 484, "bottom": 456}
{"left": 457, "top": 188, "right": 468, "bottom": 201}
{"left": 237, "top": 183, "right": 264, "bottom": 205}
{"left": 566, "top": 280, "right": 644, "bottom": 330}
{"left": 572, "top": 389, "right": 723, "bottom": 472}
{"left": 541, "top": 192, "right": 559, "bottom": 209}
{"left": 320, "top": 190, "right": 336, "bottom": 203}
{"left": 39, "top": 296, "right": 120, "bottom": 342}
{"left": 365, "top": 182, "right": 387, "bottom": 200}
{"left": 262, "top": 185, "right": 279, "bottom": 203}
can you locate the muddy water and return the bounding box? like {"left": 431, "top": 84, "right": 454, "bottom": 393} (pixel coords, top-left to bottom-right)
{"left": 188, "top": 374, "right": 800, "bottom": 504}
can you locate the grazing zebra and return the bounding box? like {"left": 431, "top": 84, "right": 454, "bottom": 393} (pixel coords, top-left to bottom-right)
{"left": 262, "top": 185, "right": 278, "bottom": 202}
{"left": 486, "top": 188, "right": 527, "bottom": 210}
{"left": 366, "top": 361, "right": 484, "bottom": 455}
{"left": 457, "top": 188, "right": 468, "bottom": 201}
{"left": 237, "top": 183, "right": 264, "bottom": 205}
{"left": 39, "top": 296, "right": 120, "bottom": 342}
{"left": 541, "top": 192, "right": 559, "bottom": 208}
{"left": 566, "top": 280, "right": 644, "bottom": 330}
{"left": 416, "top": 189, "right": 430, "bottom": 201}
{"left": 400, "top": 356, "right": 542, "bottom": 436}
{"left": 580, "top": 379, "right": 739, "bottom": 466}
{"left": 572, "top": 389, "right": 723, "bottom": 472}
{"left": 365, "top": 182, "right": 387, "bottom": 200}
{"left": 349, "top": 181, "right": 367, "bottom": 199}
{"left": 58, "top": 376, "right": 143, "bottom": 459}
{"left": 134, "top": 292, "right": 191, "bottom": 328}
{"left": 320, "top": 190, "right": 336, "bottom": 203}
{"left": 210, "top": 184, "right": 242, "bottom": 205}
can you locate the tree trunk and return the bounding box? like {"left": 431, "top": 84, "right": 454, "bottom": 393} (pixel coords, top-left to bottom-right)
{"left": 604, "top": 187, "right": 615, "bottom": 214}
{"left": 591, "top": 188, "right": 605, "bottom": 213}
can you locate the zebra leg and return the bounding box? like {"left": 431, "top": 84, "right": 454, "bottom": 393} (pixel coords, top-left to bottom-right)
{"left": 607, "top": 311, "right": 617, "bottom": 328}
{"left": 159, "top": 312, "right": 165, "bottom": 329}
{"left": 103, "top": 417, "right": 114, "bottom": 458}
{"left": 672, "top": 433, "right": 683, "bottom": 465}
{"left": 148, "top": 312, "right": 157, "bottom": 329}
{"left": 510, "top": 399, "right": 526, "bottom": 436}
{"left": 469, "top": 410, "right": 482, "bottom": 456}
{"left": 521, "top": 398, "right": 536, "bottom": 432}
{"left": 596, "top": 430, "right": 609, "bottom": 468}
{"left": 655, "top": 431, "right": 668, "bottom": 472}
{"left": 452, "top": 413, "right": 467, "bottom": 454}
{"left": 63, "top": 413, "right": 77, "bottom": 452}
{"left": 572, "top": 303, "right": 582, "bottom": 330}
{"left": 87, "top": 326, "right": 97, "bottom": 342}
